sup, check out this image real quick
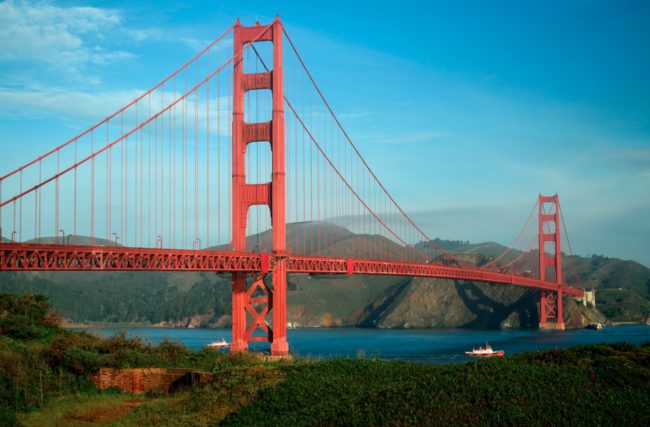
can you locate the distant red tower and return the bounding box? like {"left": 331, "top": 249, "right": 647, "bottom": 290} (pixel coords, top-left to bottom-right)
{"left": 538, "top": 194, "right": 565, "bottom": 330}
{"left": 231, "top": 18, "right": 288, "bottom": 355}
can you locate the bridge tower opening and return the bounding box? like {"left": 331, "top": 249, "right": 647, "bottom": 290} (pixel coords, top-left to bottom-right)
{"left": 538, "top": 194, "right": 565, "bottom": 330}
{"left": 231, "top": 18, "right": 288, "bottom": 355}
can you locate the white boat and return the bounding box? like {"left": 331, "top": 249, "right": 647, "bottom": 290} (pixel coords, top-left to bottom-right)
{"left": 205, "top": 338, "right": 230, "bottom": 349}
{"left": 465, "top": 342, "right": 505, "bottom": 357}
{"left": 586, "top": 322, "right": 604, "bottom": 330}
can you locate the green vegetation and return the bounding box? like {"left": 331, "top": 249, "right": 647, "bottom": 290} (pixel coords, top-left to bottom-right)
{"left": 2, "top": 294, "right": 650, "bottom": 426}
{"left": 0, "top": 293, "right": 224, "bottom": 424}
{"left": 118, "top": 359, "right": 285, "bottom": 426}
{"left": 18, "top": 393, "right": 146, "bottom": 426}
{"left": 288, "top": 274, "right": 407, "bottom": 323}
{"left": 0, "top": 271, "right": 232, "bottom": 324}
{"left": 597, "top": 288, "right": 650, "bottom": 322}
{"left": 222, "top": 344, "right": 650, "bottom": 426}
{"left": 570, "top": 255, "right": 650, "bottom": 298}
{"left": 16, "top": 356, "right": 285, "bottom": 427}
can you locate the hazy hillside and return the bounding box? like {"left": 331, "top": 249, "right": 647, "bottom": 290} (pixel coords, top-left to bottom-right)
{"left": 210, "top": 222, "right": 412, "bottom": 260}
{"left": 567, "top": 255, "right": 650, "bottom": 297}
{"left": 417, "top": 239, "right": 650, "bottom": 293}
{"left": 288, "top": 274, "right": 407, "bottom": 327}
{"left": 0, "top": 222, "right": 647, "bottom": 327}
{"left": 416, "top": 239, "right": 650, "bottom": 322}
{"left": 25, "top": 235, "right": 117, "bottom": 246}
{"left": 0, "top": 271, "right": 232, "bottom": 326}
{"left": 595, "top": 288, "right": 650, "bottom": 322}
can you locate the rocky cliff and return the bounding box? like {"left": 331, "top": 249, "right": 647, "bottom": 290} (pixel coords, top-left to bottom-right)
{"left": 342, "top": 277, "right": 603, "bottom": 330}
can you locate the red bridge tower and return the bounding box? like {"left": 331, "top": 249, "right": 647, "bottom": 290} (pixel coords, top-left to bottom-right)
{"left": 538, "top": 194, "right": 565, "bottom": 330}
{"left": 231, "top": 18, "right": 288, "bottom": 355}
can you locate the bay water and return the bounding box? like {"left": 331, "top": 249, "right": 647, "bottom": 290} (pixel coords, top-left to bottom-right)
{"left": 76, "top": 325, "right": 650, "bottom": 364}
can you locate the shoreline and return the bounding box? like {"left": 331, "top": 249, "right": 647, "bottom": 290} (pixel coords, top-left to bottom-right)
{"left": 63, "top": 322, "right": 649, "bottom": 330}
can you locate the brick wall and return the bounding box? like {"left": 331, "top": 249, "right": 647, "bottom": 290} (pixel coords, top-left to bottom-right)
{"left": 92, "top": 368, "right": 215, "bottom": 394}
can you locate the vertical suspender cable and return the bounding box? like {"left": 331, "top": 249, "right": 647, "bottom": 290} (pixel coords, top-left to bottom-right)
{"left": 148, "top": 96, "right": 152, "bottom": 246}
{"left": 55, "top": 151, "right": 59, "bottom": 243}
{"left": 160, "top": 90, "right": 165, "bottom": 248}
{"left": 90, "top": 131, "right": 95, "bottom": 245}
{"left": 195, "top": 62, "right": 199, "bottom": 247}
{"left": 18, "top": 171, "right": 22, "bottom": 242}
{"left": 120, "top": 113, "right": 124, "bottom": 245}
{"left": 227, "top": 66, "right": 231, "bottom": 245}
{"left": 134, "top": 104, "right": 138, "bottom": 246}
{"left": 74, "top": 140, "right": 77, "bottom": 243}
{"left": 217, "top": 53, "right": 221, "bottom": 247}
{"left": 168, "top": 84, "right": 173, "bottom": 249}
{"left": 172, "top": 79, "right": 176, "bottom": 248}
{"left": 206, "top": 49, "right": 211, "bottom": 249}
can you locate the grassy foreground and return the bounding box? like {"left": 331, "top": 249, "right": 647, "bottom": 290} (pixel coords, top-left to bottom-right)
{"left": 2, "top": 294, "right": 650, "bottom": 426}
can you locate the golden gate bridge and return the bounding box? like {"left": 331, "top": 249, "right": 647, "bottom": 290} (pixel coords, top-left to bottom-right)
{"left": 0, "top": 18, "right": 583, "bottom": 355}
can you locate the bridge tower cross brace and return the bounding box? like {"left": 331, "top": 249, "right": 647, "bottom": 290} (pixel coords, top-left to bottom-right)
{"left": 538, "top": 194, "right": 565, "bottom": 330}
{"left": 230, "top": 18, "right": 288, "bottom": 355}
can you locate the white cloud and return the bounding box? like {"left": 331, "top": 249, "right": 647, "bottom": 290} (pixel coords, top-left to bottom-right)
{"left": 0, "top": 85, "right": 144, "bottom": 121}
{"left": 338, "top": 111, "right": 372, "bottom": 122}
{"left": 0, "top": 85, "right": 233, "bottom": 138}
{"left": 123, "top": 27, "right": 165, "bottom": 43}
{"left": 0, "top": 0, "right": 133, "bottom": 77}
{"left": 123, "top": 26, "right": 233, "bottom": 54}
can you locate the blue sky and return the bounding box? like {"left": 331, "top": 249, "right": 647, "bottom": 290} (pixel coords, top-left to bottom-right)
{"left": 1, "top": 0, "right": 649, "bottom": 266}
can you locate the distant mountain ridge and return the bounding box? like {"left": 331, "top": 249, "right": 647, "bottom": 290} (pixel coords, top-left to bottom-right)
{"left": 25, "top": 236, "right": 117, "bottom": 246}
{"left": 0, "top": 223, "right": 647, "bottom": 326}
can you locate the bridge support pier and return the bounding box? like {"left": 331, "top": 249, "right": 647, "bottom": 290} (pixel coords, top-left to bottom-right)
{"left": 270, "top": 259, "right": 289, "bottom": 355}
{"left": 539, "top": 290, "right": 565, "bottom": 330}
{"left": 538, "top": 194, "right": 565, "bottom": 330}
{"left": 230, "top": 272, "right": 248, "bottom": 353}
{"left": 230, "top": 18, "right": 288, "bottom": 356}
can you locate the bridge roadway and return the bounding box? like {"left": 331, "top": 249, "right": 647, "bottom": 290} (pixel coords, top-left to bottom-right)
{"left": 0, "top": 242, "right": 584, "bottom": 298}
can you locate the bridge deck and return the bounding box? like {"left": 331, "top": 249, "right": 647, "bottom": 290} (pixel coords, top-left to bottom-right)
{"left": 0, "top": 243, "right": 584, "bottom": 297}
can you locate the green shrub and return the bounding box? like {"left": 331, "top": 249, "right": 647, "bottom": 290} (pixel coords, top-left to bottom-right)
{"left": 61, "top": 347, "right": 107, "bottom": 375}
{"left": 100, "top": 331, "right": 146, "bottom": 353}
{"left": 0, "top": 405, "right": 17, "bottom": 426}
{"left": 0, "top": 294, "right": 50, "bottom": 322}
{"left": 0, "top": 314, "right": 47, "bottom": 340}
{"left": 221, "top": 347, "right": 650, "bottom": 426}
{"left": 155, "top": 339, "right": 190, "bottom": 363}
{"left": 0, "top": 294, "right": 59, "bottom": 342}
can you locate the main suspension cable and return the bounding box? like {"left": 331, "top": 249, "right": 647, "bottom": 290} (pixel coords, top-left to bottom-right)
{"left": 282, "top": 28, "right": 475, "bottom": 267}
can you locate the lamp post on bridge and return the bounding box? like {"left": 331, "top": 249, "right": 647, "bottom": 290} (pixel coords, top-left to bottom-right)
{"left": 193, "top": 238, "right": 201, "bottom": 250}
{"left": 156, "top": 235, "right": 162, "bottom": 249}
{"left": 58, "top": 228, "right": 64, "bottom": 245}
{"left": 112, "top": 233, "right": 120, "bottom": 247}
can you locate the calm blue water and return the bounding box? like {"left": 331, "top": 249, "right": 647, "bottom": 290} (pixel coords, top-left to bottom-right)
{"left": 74, "top": 325, "right": 650, "bottom": 364}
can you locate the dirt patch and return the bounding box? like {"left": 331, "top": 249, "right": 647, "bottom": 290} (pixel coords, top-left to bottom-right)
{"left": 63, "top": 398, "right": 149, "bottom": 424}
